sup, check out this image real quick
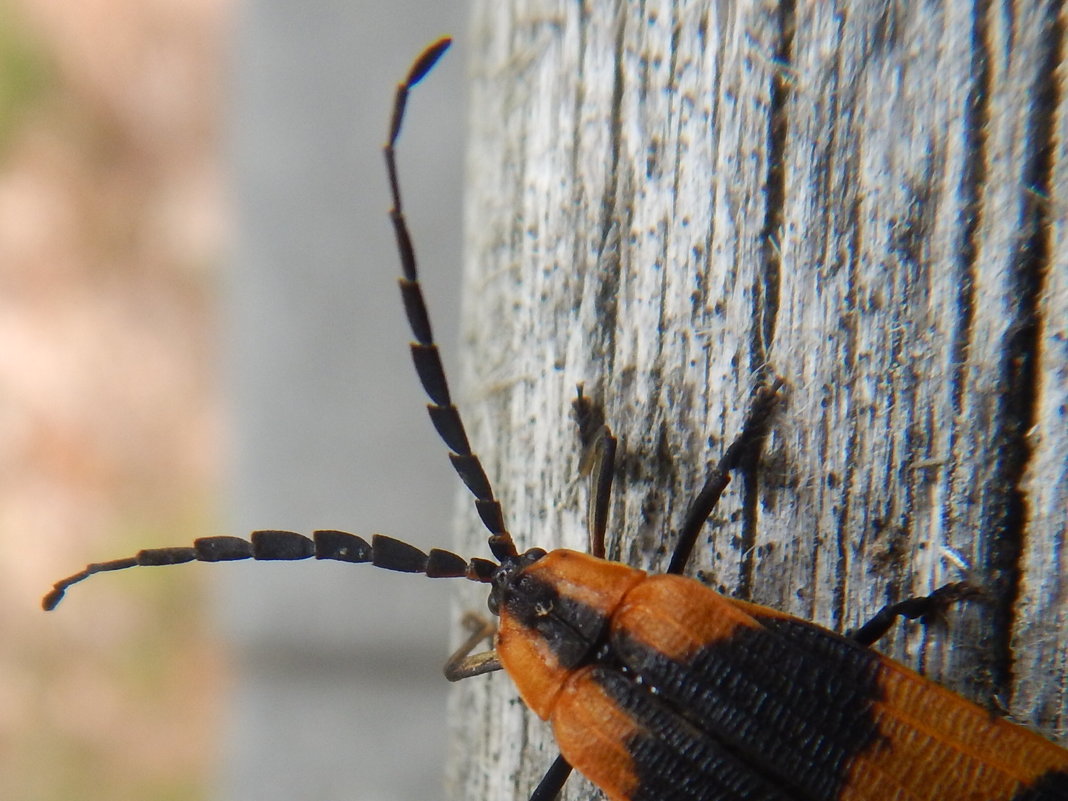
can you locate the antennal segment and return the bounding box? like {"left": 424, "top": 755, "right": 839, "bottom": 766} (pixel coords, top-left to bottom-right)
{"left": 383, "top": 38, "right": 517, "bottom": 563}
{"left": 43, "top": 530, "right": 487, "bottom": 611}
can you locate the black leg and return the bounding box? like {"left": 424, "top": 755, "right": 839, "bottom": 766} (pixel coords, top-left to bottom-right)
{"left": 529, "top": 754, "right": 574, "bottom": 801}
{"left": 668, "top": 378, "right": 782, "bottom": 575}
{"left": 572, "top": 386, "right": 617, "bottom": 560}
{"left": 849, "top": 582, "right": 977, "bottom": 646}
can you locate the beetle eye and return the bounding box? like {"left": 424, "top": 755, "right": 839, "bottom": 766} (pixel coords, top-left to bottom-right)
{"left": 487, "top": 592, "right": 500, "bottom": 616}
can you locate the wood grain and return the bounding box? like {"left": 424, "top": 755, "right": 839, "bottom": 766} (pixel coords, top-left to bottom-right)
{"left": 445, "top": 2, "right": 1067, "bottom": 799}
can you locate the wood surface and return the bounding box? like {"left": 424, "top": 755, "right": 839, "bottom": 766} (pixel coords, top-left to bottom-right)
{"left": 443, "top": 2, "right": 1067, "bottom": 799}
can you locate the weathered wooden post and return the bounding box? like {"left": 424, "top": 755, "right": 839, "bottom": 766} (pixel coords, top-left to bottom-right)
{"left": 449, "top": 2, "right": 1066, "bottom": 799}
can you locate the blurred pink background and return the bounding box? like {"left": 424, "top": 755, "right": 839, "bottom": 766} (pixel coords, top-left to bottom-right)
{"left": 2, "top": 0, "right": 226, "bottom": 798}
{"left": 4, "top": 0, "right": 469, "bottom": 797}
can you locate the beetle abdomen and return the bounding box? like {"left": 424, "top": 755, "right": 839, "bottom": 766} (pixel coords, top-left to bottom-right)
{"left": 549, "top": 573, "right": 1068, "bottom": 801}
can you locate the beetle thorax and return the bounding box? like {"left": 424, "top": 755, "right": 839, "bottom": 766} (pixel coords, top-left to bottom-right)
{"left": 491, "top": 549, "right": 646, "bottom": 719}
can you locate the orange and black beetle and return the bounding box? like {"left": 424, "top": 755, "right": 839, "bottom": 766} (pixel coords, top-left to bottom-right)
{"left": 46, "top": 38, "right": 1068, "bottom": 801}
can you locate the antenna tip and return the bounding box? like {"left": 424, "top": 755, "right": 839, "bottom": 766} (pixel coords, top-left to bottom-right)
{"left": 42, "top": 588, "right": 64, "bottom": 611}
{"left": 407, "top": 37, "right": 452, "bottom": 87}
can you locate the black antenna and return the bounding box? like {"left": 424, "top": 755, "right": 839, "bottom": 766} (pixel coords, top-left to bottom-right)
{"left": 384, "top": 37, "right": 517, "bottom": 563}
{"left": 43, "top": 530, "right": 495, "bottom": 611}
{"left": 43, "top": 39, "right": 510, "bottom": 611}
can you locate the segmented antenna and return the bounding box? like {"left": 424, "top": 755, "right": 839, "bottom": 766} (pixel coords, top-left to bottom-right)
{"left": 42, "top": 40, "right": 510, "bottom": 611}
{"left": 43, "top": 530, "right": 497, "bottom": 611}
{"left": 384, "top": 37, "right": 517, "bottom": 563}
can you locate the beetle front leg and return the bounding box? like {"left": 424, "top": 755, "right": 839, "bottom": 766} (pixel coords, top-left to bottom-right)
{"left": 443, "top": 611, "right": 501, "bottom": 681}
{"left": 668, "top": 377, "right": 782, "bottom": 575}
{"left": 572, "top": 385, "right": 617, "bottom": 560}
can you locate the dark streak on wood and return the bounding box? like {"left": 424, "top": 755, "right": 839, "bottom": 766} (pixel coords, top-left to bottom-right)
{"left": 739, "top": 0, "right": 795, "bottom": 603}
{"left": 988, "top": 1, "right": 1064, "bottom": 703}
{"left": 949, "top": 0, "right": 989, "bottom": 417}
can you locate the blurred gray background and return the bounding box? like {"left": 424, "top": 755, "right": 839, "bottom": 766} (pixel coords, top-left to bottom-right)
{"left": 225, "top": 3, "right": 468, "bottom": 799}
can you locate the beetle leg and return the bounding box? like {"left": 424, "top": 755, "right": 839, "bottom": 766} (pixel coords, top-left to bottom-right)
{"left": 849, "top": 582, "right": 978, "bottom": 646}
{"left": 572, "top": 384, "right": 617, "bottom": 560}
{"left": 528, "top": 754, "right": 573, "bottom": 801}
{"left": 443, "top": 611, "right": 501, "bottom": 681}
{"left": 668, "top": 377, "right": 782, "bottom": 574}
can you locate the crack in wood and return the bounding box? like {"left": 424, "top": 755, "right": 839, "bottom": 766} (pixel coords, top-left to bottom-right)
{"left": 987, "top": 0, "right": 1064, "bottom": 704}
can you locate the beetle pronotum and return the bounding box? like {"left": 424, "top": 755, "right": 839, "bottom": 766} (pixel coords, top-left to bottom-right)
{"left": 46, "top": 38, "right": 1068, "bottom": 801}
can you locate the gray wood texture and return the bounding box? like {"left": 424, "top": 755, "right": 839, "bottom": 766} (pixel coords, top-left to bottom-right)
{"left": 446, "top": 2, "right": 1067, "bottom": 799}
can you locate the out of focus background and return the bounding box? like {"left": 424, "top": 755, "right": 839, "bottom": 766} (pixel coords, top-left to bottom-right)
{"left": 4, "top": 1, "right": 467, "bottom": 799}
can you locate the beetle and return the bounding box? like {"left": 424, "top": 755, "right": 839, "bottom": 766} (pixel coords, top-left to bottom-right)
{"left": 45, "top": 38, "right": 1068, "bottom": 801}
